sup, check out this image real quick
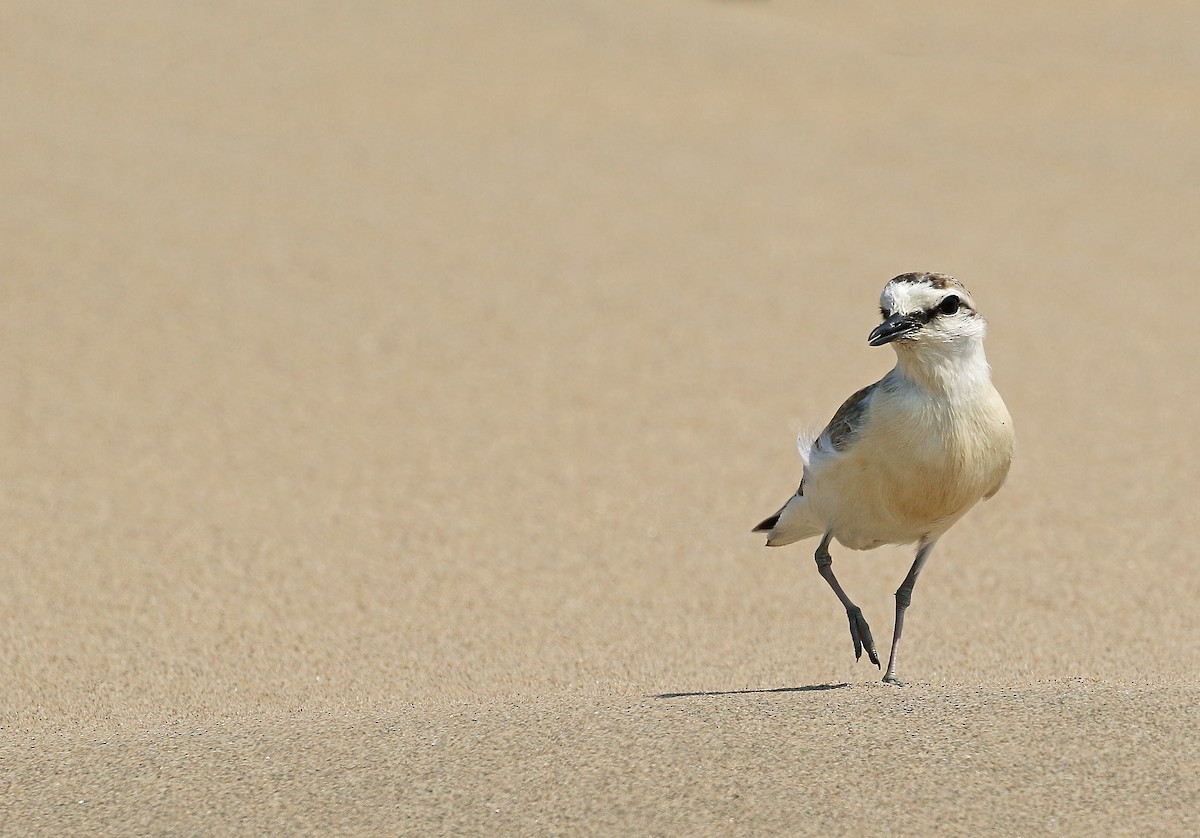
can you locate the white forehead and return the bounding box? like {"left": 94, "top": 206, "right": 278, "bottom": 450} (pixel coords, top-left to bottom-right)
{"left": 881, "top": 280, "right": 955, "bottom": 314}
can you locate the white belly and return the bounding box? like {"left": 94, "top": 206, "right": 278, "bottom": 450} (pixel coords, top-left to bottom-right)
{"left": 805, "top": 384, "right": 1013, "bottom": 550}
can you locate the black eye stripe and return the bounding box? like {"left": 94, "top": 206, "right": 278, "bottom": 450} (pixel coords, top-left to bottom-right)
{"left": 880, "top": 297, "right": 973, "bottom": 322}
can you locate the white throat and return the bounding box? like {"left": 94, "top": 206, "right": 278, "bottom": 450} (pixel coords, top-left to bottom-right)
{"left": 892, "top": 337, "right": 992, "bottom": 396}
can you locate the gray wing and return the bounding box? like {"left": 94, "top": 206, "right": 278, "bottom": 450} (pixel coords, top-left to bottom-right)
{"left": 755, "top": 380, "right": 878, "bottom": 533}
{"left": 813, "top": 381, "right": 878, "bottom": 454}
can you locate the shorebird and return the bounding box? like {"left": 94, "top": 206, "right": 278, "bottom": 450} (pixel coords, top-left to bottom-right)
{"left": 753, "top": 272, "right": 1014, "bottom": 684}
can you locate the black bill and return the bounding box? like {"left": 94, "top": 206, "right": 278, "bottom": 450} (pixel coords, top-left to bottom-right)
{"left": 868, "top": 313, "right": 921, "bottom": 346}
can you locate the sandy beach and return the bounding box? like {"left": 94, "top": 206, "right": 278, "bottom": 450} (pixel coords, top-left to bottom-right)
{"left": 3, "top": 1, "right": 1198, "bottom": 833}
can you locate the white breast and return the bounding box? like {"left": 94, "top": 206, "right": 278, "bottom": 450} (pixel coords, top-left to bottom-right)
{"left": 805, "top": 377, "right": 1013, "bottom": 550}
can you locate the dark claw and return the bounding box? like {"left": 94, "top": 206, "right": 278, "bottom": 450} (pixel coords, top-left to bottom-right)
{"left": 846, "top": 606, "right": 880, "bottom": 668}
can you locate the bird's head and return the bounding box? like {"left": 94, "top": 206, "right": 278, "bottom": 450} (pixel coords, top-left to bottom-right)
{"left": 869, "top": 272, "right": 987, "bottom": 353}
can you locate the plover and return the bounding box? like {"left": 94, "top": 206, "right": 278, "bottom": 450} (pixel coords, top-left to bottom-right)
{"left": 753, "top": 272, "right": 1014, "bottom": 684}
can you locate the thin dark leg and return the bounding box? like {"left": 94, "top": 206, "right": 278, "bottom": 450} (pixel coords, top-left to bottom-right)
{"left": 882, "top": 538, "right": 937, "bottom": 685}
{"left": 814, "top": 531, "right": 879, "bottom": 668}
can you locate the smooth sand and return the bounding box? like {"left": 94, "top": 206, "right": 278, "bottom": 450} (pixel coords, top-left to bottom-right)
{"left": 3, "top": 1, "right": 1198, "bottom": 834}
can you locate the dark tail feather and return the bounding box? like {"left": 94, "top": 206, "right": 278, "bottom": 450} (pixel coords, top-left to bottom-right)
{"left": 752, "top": 513, "right": 780, "bottom": 533}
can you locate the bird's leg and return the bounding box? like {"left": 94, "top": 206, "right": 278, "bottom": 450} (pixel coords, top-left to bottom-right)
{"left": 882, "top": 538, "right": 937, "bottom": 685}
{"left": 814, "top": 532, "right": 879, "bottom": 668}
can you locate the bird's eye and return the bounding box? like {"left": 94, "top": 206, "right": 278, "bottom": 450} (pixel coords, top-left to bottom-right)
{"left": 938, "top": 295, "right": 961, "bottom": 315}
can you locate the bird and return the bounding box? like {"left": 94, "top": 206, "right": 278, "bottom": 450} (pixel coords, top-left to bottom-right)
{"left": 753, "top": 272, "right": 1014, "bottom": 684}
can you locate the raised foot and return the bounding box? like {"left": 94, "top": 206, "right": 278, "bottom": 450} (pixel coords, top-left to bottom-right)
{"left": 846, "top": 606, "right": 880, "bottom": 668}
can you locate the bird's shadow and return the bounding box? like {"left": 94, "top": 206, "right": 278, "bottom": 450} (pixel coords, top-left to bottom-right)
{"left": 654, "top": 683, "right": 849, "bottom": 699}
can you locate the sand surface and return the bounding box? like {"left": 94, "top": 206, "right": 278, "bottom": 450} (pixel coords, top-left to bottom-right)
{"left": 3, "top": 1, "right": 1199, "bottom": 834}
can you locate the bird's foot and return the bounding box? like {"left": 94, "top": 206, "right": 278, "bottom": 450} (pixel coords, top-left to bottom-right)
{"left": 881, "top": 673, "right": 906, "bottom": 686}
{"left": 846, "top": 606, "right": 880, "bottom": 668}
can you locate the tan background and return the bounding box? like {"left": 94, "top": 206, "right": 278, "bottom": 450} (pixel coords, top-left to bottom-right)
{"left": 2, "top": 1, "right": 1198, "bottom": 834}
